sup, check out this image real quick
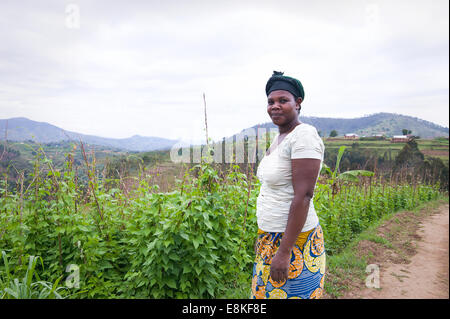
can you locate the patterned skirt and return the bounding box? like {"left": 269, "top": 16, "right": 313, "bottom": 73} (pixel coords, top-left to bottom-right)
{"left": 251, "top": 224, "right": 326, "bottom": 299}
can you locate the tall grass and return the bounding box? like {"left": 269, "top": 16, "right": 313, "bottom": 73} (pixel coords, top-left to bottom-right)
{"left": 0, "top": 251, "right": 68, "bottom": 299}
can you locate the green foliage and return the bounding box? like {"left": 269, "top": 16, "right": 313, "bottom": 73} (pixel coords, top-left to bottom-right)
{"left": 0, "top": 144, "right": 444, "bottom": 298}
{"left": 0, "top": 251, "right": 68, "bottom": 299}
{"left": 402, "top": 129, "right": 412, "bottom": 135}
{"left": 394, "top": 139, "right": 424, "bottom": 170}
{"left": 118, "top": 164, "right": 258, "bottom": 298}
{"left": 324, "top": 143, "right": 391, "bottom": 172}
{"left": 420, "top": 157, "right": 449, "bottom": 191}
{"left": 314, "top": 180, "right": 440, "bottom": 255}
{"left": 321, "top": 146, "right": 374, "bottom": 189}
{"left": 0, "top": 151, "right": 259, "bottom": 298}
{"left": 315, "top": 145, "right": 439, "bottom": 255}
{"left": 433, "top": 137, "right": 449, "bottom": 144}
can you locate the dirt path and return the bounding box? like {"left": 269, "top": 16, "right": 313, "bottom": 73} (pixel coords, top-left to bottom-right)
{"left": 347, "top": 203, "right": 449, "bottom": 299}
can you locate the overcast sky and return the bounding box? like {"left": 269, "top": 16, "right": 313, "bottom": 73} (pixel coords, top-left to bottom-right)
{"left": 0, "top": 0, "right": 448, "bottom": 144}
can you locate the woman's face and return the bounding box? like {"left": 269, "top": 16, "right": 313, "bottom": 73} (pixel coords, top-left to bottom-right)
{"left": 267, "top": 90, "right": 301, "bottom": 126}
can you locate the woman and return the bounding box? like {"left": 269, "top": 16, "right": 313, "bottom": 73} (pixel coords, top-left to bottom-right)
{"left": 251, "top": 71, "right": 326, "bottom": 299}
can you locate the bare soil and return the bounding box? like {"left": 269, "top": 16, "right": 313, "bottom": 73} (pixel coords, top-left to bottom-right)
{"left": 340, "top": 203, "right": 449, "bottom": 299}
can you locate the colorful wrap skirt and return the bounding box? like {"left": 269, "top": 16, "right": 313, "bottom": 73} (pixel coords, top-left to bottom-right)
{"left": 251, "top": 224, "right": 326, "bottom": 299}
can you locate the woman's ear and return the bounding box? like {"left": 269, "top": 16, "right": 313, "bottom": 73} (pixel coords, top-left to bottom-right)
{"left": 296, "top": 97, "right": 302, "bottom": 113}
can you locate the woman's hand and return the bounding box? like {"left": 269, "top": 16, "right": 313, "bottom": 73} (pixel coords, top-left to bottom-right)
{"left": 270, "top": 249, "right": 291, "bottom": 283}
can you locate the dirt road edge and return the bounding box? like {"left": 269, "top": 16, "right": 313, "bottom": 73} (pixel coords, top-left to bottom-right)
{"left": 324, "top": 198, "right": 449, "bottom": 299}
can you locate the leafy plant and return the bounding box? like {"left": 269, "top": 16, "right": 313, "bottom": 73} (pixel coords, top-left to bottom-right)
{"left": 0, "top": 251, "right": 67, "bottom": 299}
{"left": 321, "top": 146, "right": 375, "bottom": 182}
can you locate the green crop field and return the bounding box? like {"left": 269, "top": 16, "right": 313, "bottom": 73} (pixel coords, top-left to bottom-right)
{"left": 0, "top": 142, "right": 447, "bottom": 299}
{"left": 324, "top": 138, "right": 449, "bottom": 164}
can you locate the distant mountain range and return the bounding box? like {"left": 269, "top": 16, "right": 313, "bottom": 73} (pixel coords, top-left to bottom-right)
{"left": 0, "top": 117, "right": 178, "bottom": 152}
{"left": 1, "top": 113, "right": 448, "bottom": 152}
{"left": 245, "top": 112, "right": 449, "bottom": 139}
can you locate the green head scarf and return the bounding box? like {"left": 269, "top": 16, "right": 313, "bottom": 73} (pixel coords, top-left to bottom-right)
{"left": 265, "top": 71, "right": 305, "bottom": 101}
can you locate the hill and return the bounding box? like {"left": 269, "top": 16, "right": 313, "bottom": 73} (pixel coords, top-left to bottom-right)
{"left": 0, "top": 117, "right": 178, "bottom": 152}
{"left": 245, "top": 112, "right": 449, "bottom": 139}
{"left": 1, "top": 113, "right": 448, "bottom": 153}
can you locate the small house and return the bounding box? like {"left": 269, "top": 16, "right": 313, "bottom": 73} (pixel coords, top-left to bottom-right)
{"left": 344, "top": 133, "right": 359, "bottom": 140}
{"left": 391, "top": 135, "right": 411, "bottom": 143}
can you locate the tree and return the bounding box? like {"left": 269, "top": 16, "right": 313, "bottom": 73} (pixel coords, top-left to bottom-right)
{"left": 394, "top": 139, "right": 424, "bottom": 170}
{"left": 420, "top": 157, "right": 449, "bottom": 191}
{"left": 329, "top": 130, "right": 338, "bottom": 137}
{"left": 402, "top": 129, "right": 412, "bottom": 135}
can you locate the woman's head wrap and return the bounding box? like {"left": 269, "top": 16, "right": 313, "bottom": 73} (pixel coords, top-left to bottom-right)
{"left": 265, "top": 71, "right": 304, "bottom": 101}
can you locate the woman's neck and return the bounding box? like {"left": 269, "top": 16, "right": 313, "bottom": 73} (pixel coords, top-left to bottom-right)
{"left": 278, "top": 119, "right": 301, "bottom": 135}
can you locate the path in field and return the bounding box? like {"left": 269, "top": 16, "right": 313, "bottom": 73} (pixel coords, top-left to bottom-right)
{"left": 355, "top": 204, "right": 449, "bottom": 299}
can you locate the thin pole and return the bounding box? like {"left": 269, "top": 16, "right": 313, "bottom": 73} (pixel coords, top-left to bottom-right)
{"left": 203, "top": 93, "right": 209, "bottom": 147}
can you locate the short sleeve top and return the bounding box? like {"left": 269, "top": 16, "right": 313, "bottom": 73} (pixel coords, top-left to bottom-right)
{"left": 256, "top": 123, "right": 325, "bottom": 233}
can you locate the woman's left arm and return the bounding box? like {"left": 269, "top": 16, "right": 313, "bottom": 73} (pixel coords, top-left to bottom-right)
{"left": 269, "top": 158, "right": 321, "bottom": 283}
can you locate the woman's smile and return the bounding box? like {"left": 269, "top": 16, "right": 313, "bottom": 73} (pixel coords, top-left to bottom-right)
{"left": 270, "top": 113, "right": 283, "bottom": 118}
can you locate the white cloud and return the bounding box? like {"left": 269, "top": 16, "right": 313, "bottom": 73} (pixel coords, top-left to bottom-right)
{"left": 0, "top": 0, "right": 448, "bottom": 142}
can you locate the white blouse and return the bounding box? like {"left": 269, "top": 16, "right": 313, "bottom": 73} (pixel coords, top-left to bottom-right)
{"left": 256, "top": 123, "right": 325, "bottom": 233}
